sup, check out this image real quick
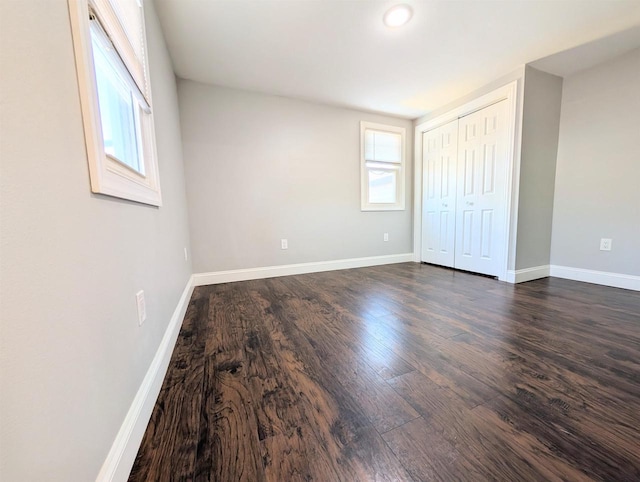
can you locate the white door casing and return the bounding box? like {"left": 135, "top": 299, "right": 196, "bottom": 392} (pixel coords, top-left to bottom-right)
{"left": 421, "top": 120, "right": 458, "bottom": 267}
{"left": 454, "top": 100, "right": 509, "bottom": 276}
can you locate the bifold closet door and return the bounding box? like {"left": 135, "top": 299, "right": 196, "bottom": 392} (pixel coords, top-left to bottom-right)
{"left": 421, "top": 120, "right": 458, "bottom": 267}
{"left": 454, "top": 100, "right": 509, "bottom": 276}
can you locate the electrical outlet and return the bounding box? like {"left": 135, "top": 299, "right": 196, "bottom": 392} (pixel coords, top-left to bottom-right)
{"left": 600, "top": 238, "right": 612, "bottom": 251}
{"left": 136, "top": 290, "right": 147, "bottom": 326}
{"left": 281, "top": 238, "right": 288, "bottom": 250}
{"left": 184, "top": 247, "right": 188, "bottom": 261}
{"left": 383, "top": 233, "right": 389, "bottom": 242}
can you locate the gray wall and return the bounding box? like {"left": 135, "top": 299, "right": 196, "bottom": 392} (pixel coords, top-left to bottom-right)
{"left": 0, "top": 1, "right": 192, "bottom": 480}
{"left": 515, "top": 66, "right": 563, "bottom": 269}
{"left": 178, "top": 81, "right": 414, "bottom": 273}
{"left": 551, "top": 48, "right": 640, "bottom": 275}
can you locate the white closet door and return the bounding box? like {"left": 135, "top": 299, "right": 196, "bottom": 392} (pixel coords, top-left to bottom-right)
{"left": 455, "top": 100, "right": 509, "bottom": 276}
{"left": 421, "top": 120, "right": 458, "bottom": 267}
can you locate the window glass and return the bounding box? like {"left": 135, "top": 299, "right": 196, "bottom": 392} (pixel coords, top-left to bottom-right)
{"left": 91, "top": 23, "right": 142, "bottom": 173}
{"left": 368, "top": 169, "right": 397, "bottom": 204}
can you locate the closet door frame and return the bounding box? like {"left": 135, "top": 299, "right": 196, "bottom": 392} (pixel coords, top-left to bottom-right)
{"left": 413, "top": 80, "right": 520, "bottom": 282}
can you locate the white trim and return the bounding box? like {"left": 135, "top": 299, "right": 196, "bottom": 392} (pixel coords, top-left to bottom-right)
{"left": 96, "top": 276, "right": 195, "bottom": 482}
{"left": 412, "top": 80, "right": 522, "bottom": 284}
{"left": 505, "top": 265, "right": 550, "bottom": 283}
{"left": 549, "top": 265, "right": 640, "bottom": 291}
{"left": 193, "top": 253, "right": 414, "bottom": 286}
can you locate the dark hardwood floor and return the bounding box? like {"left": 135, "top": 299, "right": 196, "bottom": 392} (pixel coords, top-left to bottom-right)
{"left": 129, "top": 263, "right": 640, "bottom": 481}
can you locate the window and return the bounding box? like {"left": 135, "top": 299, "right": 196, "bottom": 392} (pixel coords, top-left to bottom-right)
{"left": 360, "top": 122, "right": 405, "bottom": 211}
{"left": 69, "top": 0, "right": 162, "bottom": 206}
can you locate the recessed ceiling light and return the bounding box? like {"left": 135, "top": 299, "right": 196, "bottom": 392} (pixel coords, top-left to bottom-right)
{"left": 383, "top": 4, "right": 413, "bottom": 28}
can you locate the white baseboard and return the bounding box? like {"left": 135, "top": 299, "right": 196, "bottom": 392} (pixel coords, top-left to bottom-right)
{"left": 505, "top": 265, "right": 550, "bottom": 284}
{"left": 192, "top": 253, "right": 414, "bottom": 286}
{"left": 549, "top": 265, "right": 640, "bottom": 291}
{"left": 96, "top": 276, "right": 195, "bottom": 482}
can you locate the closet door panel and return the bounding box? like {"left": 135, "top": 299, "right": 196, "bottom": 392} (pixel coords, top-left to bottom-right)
{"left": 454, "top": 100, "right": 508, "bottom": 276}
{"left": 421, "top": 120, "right": 458, "bottom": 267}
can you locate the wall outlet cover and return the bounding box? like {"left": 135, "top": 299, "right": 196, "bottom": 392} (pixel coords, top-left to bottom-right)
{"left": 281, "top": 239, "right": 288, "bottom": 250}
{"left": 599, "top": 238, "right": 612, "bottom": 251}
{"left": 136, "top": 290, "right": 147, "bottom": 326}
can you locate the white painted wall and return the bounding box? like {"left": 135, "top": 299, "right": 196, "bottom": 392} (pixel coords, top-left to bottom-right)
{"left": 551, "top": 48, "right": 640, "bottom": 276}
{"left": 178, "top": 81, "right": 414, "bottom": 273}
{"left": 0, "top": 1, "right": 192, "bottom": 480}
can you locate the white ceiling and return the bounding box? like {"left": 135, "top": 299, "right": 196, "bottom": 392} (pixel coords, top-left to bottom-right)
{"left": 154, "top": 0, "right": 640, "bottom": 119}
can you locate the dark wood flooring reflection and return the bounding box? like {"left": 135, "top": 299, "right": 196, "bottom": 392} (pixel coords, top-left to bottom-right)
{"left": 129, "top": 263, "right": 640, "bottom": 481}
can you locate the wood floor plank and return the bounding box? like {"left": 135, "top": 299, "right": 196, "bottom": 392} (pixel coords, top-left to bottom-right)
{"left": 195, "top": 286, "right": 266, "bottom": 482}
{"left": 382, "top": 416, "right": 483, "bottom": 482}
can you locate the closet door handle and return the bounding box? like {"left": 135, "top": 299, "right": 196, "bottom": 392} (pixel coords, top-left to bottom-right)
{"left": 466, "top": 201, "right": 474, "bottom": 206}
{"left": 442, "top": 203, "right": 448, "bottom": 208}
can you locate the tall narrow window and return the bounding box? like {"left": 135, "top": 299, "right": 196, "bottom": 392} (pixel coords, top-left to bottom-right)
{"left": 69, "top": 0, "right": 162, "bottom": 206}
{"left": 360, "top": 122, "right": 406, "bottom": 211}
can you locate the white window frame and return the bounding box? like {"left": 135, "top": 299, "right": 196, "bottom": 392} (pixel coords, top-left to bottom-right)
{"left": 68, "top": 0, "right": 162, "bottom": 206}
{"left": 360, "top": 121, "right": 406, "bottom": 211}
